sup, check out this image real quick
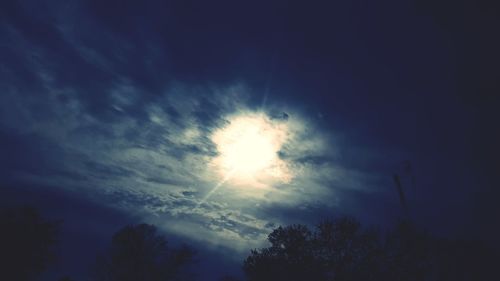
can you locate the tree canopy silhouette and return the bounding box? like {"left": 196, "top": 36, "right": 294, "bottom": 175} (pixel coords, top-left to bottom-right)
{"left": 243, "top": 217, "right": 383, "bottom": 281}
{"left": 0, "top": 206, "right": 59, "bottom": 281}
{"left": 93, "top": 223, "right": 196, "bottom": 281}
{"left": 243, "top": 216, "right": 499, "bottom": 281}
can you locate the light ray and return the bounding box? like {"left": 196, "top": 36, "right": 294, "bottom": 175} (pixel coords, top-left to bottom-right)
{"left": 196, "top": 168, "right": 238, "bottom": 208}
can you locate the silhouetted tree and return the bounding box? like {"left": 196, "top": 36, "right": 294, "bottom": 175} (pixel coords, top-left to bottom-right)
{"left": 93, "top": 223, "right": 196, "bottom": 281}
{"left": 243, "top": 217, "right": 383, "bottom": 281}
{"left": 383, "top": 220, "right": 435, "bottom": 281}
{"left": 0, "top": 207, "right": 59, "bottom": 281}
{"left": 316, "top": 217, "right": 385, "bottom": 281}
{"left": 244, "top": 217, "right": 500, "bottom": 281}
{"left": 244, "top": 224, "right": 322, "bottom": 281}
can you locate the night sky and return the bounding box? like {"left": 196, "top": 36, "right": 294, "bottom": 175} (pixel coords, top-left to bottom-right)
{"left": 1, "top": 0, "right": 499, "bottom": 280}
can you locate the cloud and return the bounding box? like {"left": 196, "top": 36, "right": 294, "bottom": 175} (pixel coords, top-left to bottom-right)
{"left": 0, "top": 2, "right": 387, "bottom": 255}
{"left": 1, "top": 79, "right": 384, "bottom": 252}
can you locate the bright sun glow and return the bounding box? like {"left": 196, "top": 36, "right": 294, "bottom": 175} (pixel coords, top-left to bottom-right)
{"left": 211, "top": 112, "right": 290, "bottom": 184}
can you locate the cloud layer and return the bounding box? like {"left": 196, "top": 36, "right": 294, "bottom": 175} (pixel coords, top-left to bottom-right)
{"left": 1, "top": 75, "right": 380, "bottom": 251}
{"left": 0, "top": 0, "right": 400, "bottom": 257}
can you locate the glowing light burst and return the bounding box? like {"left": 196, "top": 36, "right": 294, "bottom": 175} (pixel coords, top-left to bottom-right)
{"left": 211, "top": 112, "right": 291, "bottom": 186}
{"left": 196, "top": 112, "right": 293, "bottom": 207}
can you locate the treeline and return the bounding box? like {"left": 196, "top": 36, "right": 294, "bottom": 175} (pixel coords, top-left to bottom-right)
{"left": 0, "top": 207, "right": 498, "bottom": 281}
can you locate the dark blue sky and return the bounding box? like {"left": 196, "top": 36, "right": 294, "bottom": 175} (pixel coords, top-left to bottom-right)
{"left": 1, "top": 0, "right": 499, "bottom": 280}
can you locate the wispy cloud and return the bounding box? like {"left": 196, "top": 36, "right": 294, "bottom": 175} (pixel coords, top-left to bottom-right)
{"left": 0, "top": 7, "right": 386, "bottom": 255}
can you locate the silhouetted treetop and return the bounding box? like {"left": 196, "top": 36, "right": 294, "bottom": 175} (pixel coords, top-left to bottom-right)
{"left": 243, "top": 216, "right": 499, "bottom": 281}
{"left": 244, "top": 217, "right": 382, "bottom": 281}
{"left": 0, "top": 206, "right": 59, "bottom": 281}
{"left": 93, "top": 223, "right": 196, "bottom": 281}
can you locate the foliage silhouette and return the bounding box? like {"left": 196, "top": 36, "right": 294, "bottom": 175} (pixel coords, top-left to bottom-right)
{"left": 430, "top": 237, "right": 499, "bottom": 281}
{"left": 243, "top": 216, "right": 499, "bottom": 281}
{"left": 243, "top": 217, "right": 383, "bottom": 281}
{"left": 383, "top": 220, "right": 435, "bottom": 281}
{"left": 92, "top": 223, "right": 196, "bottom": 281}
{"left": 384, "top": 220, "right": 499, "bottom": 281}
{"left": 0, "top": 207, "right": 59, "bottom": 281}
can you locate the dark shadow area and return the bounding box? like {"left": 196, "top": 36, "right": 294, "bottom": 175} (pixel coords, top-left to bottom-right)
{"left": 0, "top": 207, "right": 60, "bottom": 281}
{"left": 92, "top": 223, "right": 196, "bottom": 281}
{"left": 1, "top": 205, "right": 498, "bottom": 281}
{"left": 243, "top": 217, "right": 499, "bottom": 281}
